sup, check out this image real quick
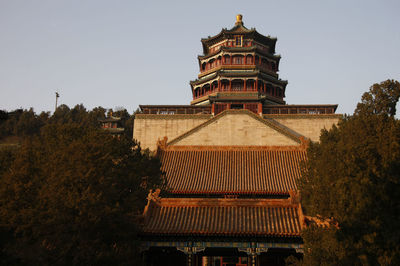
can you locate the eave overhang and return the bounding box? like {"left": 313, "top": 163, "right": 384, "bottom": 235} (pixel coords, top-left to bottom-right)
{"left": 190, "top": 69, "right": 287, "bottom": 87}
{"left": 201, "top": 27, "right": 277, "bottom": 55}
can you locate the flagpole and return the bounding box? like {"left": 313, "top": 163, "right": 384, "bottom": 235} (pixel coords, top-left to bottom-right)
{"left": 55, "top": 92, "right": 60, "bottom": 112}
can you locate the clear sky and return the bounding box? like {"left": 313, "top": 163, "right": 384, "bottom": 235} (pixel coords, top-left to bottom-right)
{"left": 0, "top": 0, "right": 399, "bottom": 115}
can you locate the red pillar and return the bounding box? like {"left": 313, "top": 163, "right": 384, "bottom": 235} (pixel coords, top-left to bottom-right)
{"left": 211, "top": 103, "right": 215, "bottom": 115}
{"left": 218, "top": 80, "right": 221, "bottom": 91}
{"left": 255, "top": 80, "right": 258, "bottom": 92}
{"left": 229, "top": 80, "right": 232, "bottom": 91}
{"left": 243, "top": 79, "right": 247, "bottom": 91}
{"left": 258, "top": 103, "right": 263, "bottom": 116}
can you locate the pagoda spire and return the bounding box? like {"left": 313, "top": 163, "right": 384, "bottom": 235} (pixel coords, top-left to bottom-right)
{"left": 235, "top": 14, "right": 243, "bottom": 26}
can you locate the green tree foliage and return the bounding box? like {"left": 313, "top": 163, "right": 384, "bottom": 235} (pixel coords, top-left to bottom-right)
{"left": 50, "top": 104, "right": 106, "bottom": 128}
{"left": 0, "top": 104, "right": 136, "bottom": 143}
{"left": 299, "top": 80, "right": 400, "bottom": 265}
{"left": 0, "top": 123, "right": 162, "bottom": 265}
{"left": 0, "top": 108, "right": 49, "bottom": 141}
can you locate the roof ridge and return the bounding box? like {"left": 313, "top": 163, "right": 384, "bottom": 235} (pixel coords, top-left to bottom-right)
{"left": 158, "top": 197, "right": 298, "bottom": 207}
{"left": 163, "top": 145, "right": 305, "bottom": 151}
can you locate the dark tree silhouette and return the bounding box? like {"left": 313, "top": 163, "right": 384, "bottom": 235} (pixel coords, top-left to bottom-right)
{"left": 0, "top": 122, "right": 162, "bottom": 265}
{"left": 299, "top": 80, "right": 400, "bottom": 265}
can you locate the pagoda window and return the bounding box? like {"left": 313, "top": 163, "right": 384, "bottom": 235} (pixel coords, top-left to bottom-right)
{"left": 201, "top": 62, "right": 206, "bottom": 71}
{"left": 246, "top": 79, "right": 255, "bottom": 90}
{"left": 211, "top": 81, "right": 218, "bottom": 91}
{"left": 235, "top": 35, "right": 242, "bottom": 46}
{"left": 261, "top": 58, "right": 269, "bottom": 70}
{"left": 203, "top": 84, "right": 210, "bottom": 95}
{"left": 221, "top": 80, "right": 229, "bottom": 91}
{"left": 246, "top": 55, "right": 253, "bottom": 64}
{"left": 266, "top": 84, "right": 272, "bottom": 94}
{"left": 210, "top": 60, "right": 215, "bottom": 68}
{"left": 224, "top": 55, "right": 231, "bottom": 64}
{"left": 232, "top": 80, "right": 243, "bottom": 91}
{"left": 233, "top": 55, "right": 243, "bottom": 64}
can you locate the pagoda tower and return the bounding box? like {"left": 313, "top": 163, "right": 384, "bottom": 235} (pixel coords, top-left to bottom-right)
{"left": 190, "top": 14, "right": 288, "bottom": 115}
{"left": 134, "top": 16, "right": 341, "bottom": 265}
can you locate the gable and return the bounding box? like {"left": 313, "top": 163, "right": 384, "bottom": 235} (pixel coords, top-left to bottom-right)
{"left": 169, "top": 110, "right": 301, "bottom": 146}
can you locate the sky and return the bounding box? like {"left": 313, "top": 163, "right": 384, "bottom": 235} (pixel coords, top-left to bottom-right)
{"left": 0, "top": 0, "right": 399, "bottom": 116}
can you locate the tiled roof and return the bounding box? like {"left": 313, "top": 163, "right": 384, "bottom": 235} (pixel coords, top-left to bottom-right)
{"left": 142, "top": 198, "right": 302, "bottom": 237}
{"left": 159, "top": 146, "right": 306, "bottom": 195}
{"left": 98, "top": 116, "right": 121, "bottom": 122}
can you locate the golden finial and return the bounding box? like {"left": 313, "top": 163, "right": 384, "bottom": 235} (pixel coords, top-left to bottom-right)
{"left": 235, "top": 14, "right": 243, "bottom": 25}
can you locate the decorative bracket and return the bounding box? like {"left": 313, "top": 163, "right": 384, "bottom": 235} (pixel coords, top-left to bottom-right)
{"left": 177, "top": 247, "right": 205, "bottom": 255}
{"left": 238, "top": 247, "right": 268, "bottom": 255}
{"left": 295, "top": 248, "right": 304, "bottom": 254}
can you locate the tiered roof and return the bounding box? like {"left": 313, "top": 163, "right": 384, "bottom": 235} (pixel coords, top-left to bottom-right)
{"left": 190, "top": 15, "right": 289, "bottom": 106}
{"left": 142, "top": 198, "right": 303, "bottom": 238}
{"left": 159, "top": 146, "right": 306, "bottom": 195}
{"left": 200, "top": 15, "right": 277, "bottom": 55}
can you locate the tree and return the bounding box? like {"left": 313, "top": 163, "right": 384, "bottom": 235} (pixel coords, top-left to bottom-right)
{"left": 0, "top": 123, "right": 162, "bottom": 265}
{"left": 0, "top": 110, "right": 7, "bottom": 121}
{"left": 0, "top": 108, "right": 48, "bottom": 141}
{"left": 299, "top": 80, "right": 400, "bottom": 265}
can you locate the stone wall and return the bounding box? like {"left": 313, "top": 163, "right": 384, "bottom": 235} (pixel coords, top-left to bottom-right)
{"left": 171, "top": 113, "right": 299, "bottom": 146}
{"left": 133, "top": 113, "right": 342, "bottom": 151}
{"left": 268, "top": 114, "right": 341, "bottom": 142}
{"left": 133, "top": 114, "right": 211, "bottom": 150}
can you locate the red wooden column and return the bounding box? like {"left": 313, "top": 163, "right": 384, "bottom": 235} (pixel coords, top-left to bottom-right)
{"left": 218, "top": 80, "right": 221, "bottom": 92}
{"left": 255, "top": 79, "right": 258, "bottom": 92}
{"left": 243, "top": 79, "right": 247, "bottom": 91}
{"left": 258, "top": 103, "right": 263, "bottom": 116}
{"left": 229, "top": 80, "right": 232, "bottom": 91}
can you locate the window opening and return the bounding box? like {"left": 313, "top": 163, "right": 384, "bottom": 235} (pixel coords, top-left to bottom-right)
{"left": 235, "top": 36, "right": 242, "bottom": 46}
